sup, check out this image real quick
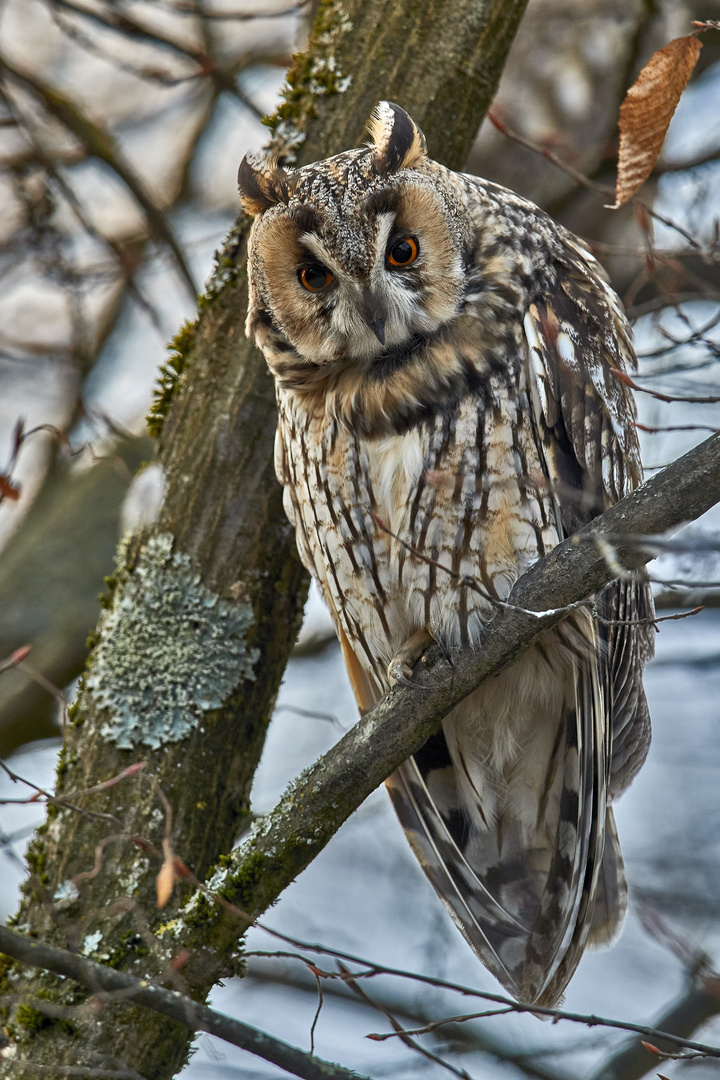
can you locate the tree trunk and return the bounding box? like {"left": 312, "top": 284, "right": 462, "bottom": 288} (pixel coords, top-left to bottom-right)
{"left": 0, "top": 2, "right": 529, "bottom": 1077}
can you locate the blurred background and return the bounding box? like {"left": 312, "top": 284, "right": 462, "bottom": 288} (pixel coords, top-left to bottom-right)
{"left": 1, "top": 1, "right": 720, "bottom": 1077}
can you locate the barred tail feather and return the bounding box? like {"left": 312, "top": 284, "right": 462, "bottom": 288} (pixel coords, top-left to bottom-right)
{"left": 386, "top": 626, "right": 612, "bottom": 1007}
{"left": 586, "top": 807, "right": 628, "bottom": 949}
{"left": 386, "top": 755, "right": 528, "bottom": 998}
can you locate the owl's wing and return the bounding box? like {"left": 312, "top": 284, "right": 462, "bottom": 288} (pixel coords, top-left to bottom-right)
{"left": 523, "top": 237, "right": 654, "bottom": 795}
{"left": 521, "top": 241, "right": 654, "bottom": 969}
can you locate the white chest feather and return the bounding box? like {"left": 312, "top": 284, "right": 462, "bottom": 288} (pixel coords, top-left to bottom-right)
{"left": 277, "top": 380, "right": 560, "bottom": 687}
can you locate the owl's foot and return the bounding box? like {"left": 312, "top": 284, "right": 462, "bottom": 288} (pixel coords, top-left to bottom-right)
{"left": 387, "top": 629, "right": 435, "bottom": 688}
{"left": 432, "top": 630, "right": 454, "bottom": 668}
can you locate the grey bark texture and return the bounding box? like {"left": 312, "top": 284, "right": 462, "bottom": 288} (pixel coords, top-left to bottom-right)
{"left": 0, "top": 2, "right": 530, "bottom": 1078}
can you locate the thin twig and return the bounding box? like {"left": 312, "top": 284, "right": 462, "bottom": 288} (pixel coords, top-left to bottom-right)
{"left": 309, "top": 973, "right": 323, "bottom": 1057}
{"left": 486, "top": 109, "right": 708, "bottom": 251}
{"left": 0, "top": 926, "right": 367, "bottom": 1080}
{"left": 372, "top": 514, "right": 584, "bottom": 622}
{"left": 338, "top": 962, "right": 476, "bottom": 1080}
{"left": 0, "top": 54, "right": 197, "bottom": 299}
{"left": 611, "top": 366, "right": 720, "bottom": 404}
{"left": 245, "top": 935, "right": 720, "bottom": 1061}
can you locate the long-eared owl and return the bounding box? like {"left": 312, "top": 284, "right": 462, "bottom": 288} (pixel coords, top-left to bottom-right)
{"left": 238, "top": 102, "right": 654, "bottom": 1006}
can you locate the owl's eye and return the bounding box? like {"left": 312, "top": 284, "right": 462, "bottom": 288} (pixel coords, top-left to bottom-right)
{"left": 298, "top": 265, "right": 333, "bottom": 292}
{"left": 387, "top": 236, "right": 419, "bottom": 267}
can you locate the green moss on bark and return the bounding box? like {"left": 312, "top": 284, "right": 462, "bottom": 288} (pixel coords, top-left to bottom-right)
{"left": 264, "top": 0, "right": 354, "bottom": 161}
{"left": 14, "top": 1003, "right": 75, "bottom": 1040}
{"left": 147, "top": 321, "right": 197, "bottom": 439}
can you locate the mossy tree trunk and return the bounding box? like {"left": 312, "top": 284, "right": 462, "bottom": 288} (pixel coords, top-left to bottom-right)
{"left": 0, "top": 1, "right": 529, "bottom": 1078}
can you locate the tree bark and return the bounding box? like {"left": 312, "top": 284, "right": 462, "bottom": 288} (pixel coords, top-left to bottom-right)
{"left": 0, "top": 2, "right": 529, "bottom": 1078}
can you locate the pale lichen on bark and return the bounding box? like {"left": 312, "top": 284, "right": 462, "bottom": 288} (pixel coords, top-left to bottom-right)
{"left": 86, "top": 533, "right": 259, "bottom": 749}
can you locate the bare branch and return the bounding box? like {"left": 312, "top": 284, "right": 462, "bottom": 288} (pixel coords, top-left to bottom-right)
{"left": 0, "top": 54, "right": 197, "bottom": 299}
{"left": 589, "top": 981, "right": 720, "bottom": 1080}
{"left": 612, "top": 365, "right": 720, "bottom": 404}
{"left": 0, "top": 925, "right": 370, "bottom": 1080}
{"left": 240, "top": 929, "right": 720, "bottom": 1063}
{"left": 486, "top": 108, "right": 711, "bottom": 252}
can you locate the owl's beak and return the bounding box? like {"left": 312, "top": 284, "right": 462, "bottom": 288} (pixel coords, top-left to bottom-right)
{"left": 360, "top": 293, "right": 387, "bottom": 345}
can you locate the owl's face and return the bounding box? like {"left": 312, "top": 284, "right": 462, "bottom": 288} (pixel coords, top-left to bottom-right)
{"left": 239, "top": 104, "right": 474, "bottom": 369}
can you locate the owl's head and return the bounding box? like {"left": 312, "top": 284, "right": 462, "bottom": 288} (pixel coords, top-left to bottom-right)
{"left": 238, "top": 103, "right": 474, "bottom": 371}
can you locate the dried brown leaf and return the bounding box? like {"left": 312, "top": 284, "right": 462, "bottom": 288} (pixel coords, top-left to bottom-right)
{"left": 612, "top": 35, "right": 702, "bottom": 208}
{"left": 156, "top": 854, "right": 175, "bottom": 908}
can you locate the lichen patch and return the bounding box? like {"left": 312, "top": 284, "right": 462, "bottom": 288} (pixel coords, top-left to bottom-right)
{"left": 82, "top": 932, "right": 103, "bottom": 956}
{"left": 87, "top": 533, "right": 259, "bottom": 750}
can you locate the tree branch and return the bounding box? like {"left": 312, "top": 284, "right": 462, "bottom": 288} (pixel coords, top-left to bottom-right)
{"left": 0, "top": 925, "right": 369, "bottom": 1080}
{"left": 0, "top": 54, "right": 198, "bottom": 299}
{"left": 590, "top": 977, "right": 720, "bottom": 1080}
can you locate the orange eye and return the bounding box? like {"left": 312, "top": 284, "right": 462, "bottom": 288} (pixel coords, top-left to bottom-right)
{"left": 299, "top": 265, "right": 333, "bottom": 292}
{"left": 387, "top": 236, "right": 419, "bottom": 267}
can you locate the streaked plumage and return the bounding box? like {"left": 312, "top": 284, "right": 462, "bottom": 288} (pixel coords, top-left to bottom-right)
{"left": 238, "top": 102, "right": 654, "bottom": 1005}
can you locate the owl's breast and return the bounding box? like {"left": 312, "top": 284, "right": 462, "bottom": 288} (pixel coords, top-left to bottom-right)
{"left": 276, "top": 379, "right": 560, "bottom": 687}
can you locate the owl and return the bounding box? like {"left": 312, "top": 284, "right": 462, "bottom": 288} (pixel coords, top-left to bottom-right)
{"left": 238, "top": 102, "right": 654, "bottom": 1007}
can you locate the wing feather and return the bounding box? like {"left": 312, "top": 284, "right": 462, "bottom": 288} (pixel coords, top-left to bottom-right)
{"left": 522, "top": 239, "right": 654, "bottom": 962}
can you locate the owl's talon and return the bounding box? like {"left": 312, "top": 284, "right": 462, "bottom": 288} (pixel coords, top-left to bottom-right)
{"left": 394, "top": 671, "right": 431, "bottom": 691}
{"left": 433, "top": 632, "right": 454, "bottom": 668}
{"left": 387, "top": 658, "right": 413, "bottom": 684}
{"left": 387, "top": 629, "right": 435, "bottom": 688}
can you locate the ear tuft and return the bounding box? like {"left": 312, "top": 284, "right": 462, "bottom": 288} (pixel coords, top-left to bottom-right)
{"left": 367, "top": 101, "right": 427, "bottom": 175}
{"left": 238, "top": 153, "right": 293, "bottom": 216}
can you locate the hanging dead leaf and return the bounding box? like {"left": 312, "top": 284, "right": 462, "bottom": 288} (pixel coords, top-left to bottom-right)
{"left": 612, "top": 35, "right": 702, "bottom": 208}
{"left": 156, "top": 853, "right": 175, "bottom": 908}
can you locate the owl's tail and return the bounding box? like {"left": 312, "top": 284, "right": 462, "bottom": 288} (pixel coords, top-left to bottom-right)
{"left": 385, "top": 620, "right": 619, "bottom": 1006}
